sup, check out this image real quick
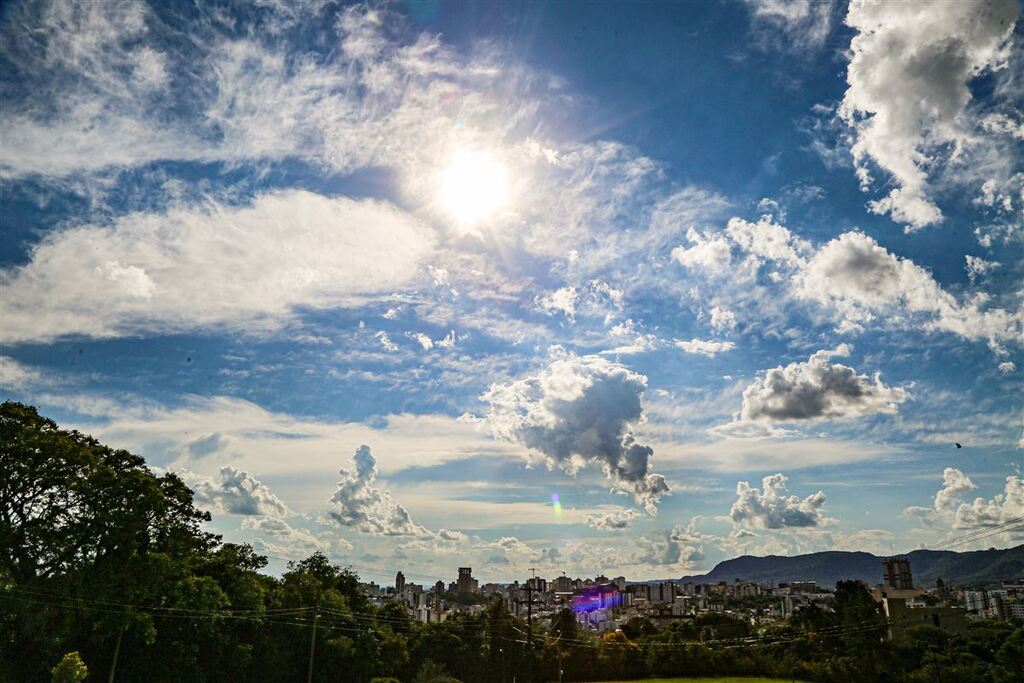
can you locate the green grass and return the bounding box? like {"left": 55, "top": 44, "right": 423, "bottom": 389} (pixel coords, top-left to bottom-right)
{"left": 591, "top": 678, "right": 809, "bottom": 683}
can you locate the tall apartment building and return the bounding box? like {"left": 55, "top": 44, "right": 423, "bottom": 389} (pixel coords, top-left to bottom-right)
{"left": 882, "top": 557, "right": 913, "bottom": 590}
{"left": 395, "top": 571, "right": 406, "bottom": 595}
{"left": 457, "top": 567, "right": 474, "bottom": 594}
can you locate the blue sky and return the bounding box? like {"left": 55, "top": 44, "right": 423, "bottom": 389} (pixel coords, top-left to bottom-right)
{"left": 1, "top": 0, "right": 1022, "bottom": 585}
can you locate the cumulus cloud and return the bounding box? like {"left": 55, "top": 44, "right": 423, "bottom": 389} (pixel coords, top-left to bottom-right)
{"left": 674, "top": 339, "right": 736, "bottom": 357}
{"left": 730, "top": 474, "right": 828, "bottom": 529}
{"left": 709, "top": 306, "right": 737, "bottom": 334}
{"left": 670, "top": 227, "right": 732, "bottom": 273}
{"left": 797, "top": 232, "right": 1021, "bottom": 348}
{"left": 631, "top": 520, "right": 709, "bottom": 566}
{"left": 904, "top": 468, "right": 1022, "bottom": 538}
{"left": 329, "top": 445, "right": 429, "bottom": 536}
{"left": 935, "top": 467, "right": 979, "bottom": 513}
{"left": 179, "top": 466, "right": 290, "bottom": 518}
{"left": 839, "top": 0, "right": 1020, "bottom": 229}
{"left": 537, "top": 286, "right": 579, "bottom": 320}
{"left": 731, "top": 345, "right": 908, "bottom": 425}
{"left": 483, "top": 353, "right": 668, "bottom": 512}
{"left": 585, "top": 507, "right": 640, "bottom": 530}
{"left": 954, "top": 474, "right": 1023, "bottom": 529}
{"left": 1, "top": 191, "right": 435, "bottom": 343}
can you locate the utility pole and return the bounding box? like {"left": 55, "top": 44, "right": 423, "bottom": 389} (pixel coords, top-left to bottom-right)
{"left": 306, "top": 605, "right": 319, "bottom": 683}
{"left": 108, "top": 624, "right": 126, "bottom": 683}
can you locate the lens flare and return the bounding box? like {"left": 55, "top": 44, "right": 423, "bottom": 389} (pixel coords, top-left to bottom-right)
{"left": 550, "top": 492, "right": 563, "bottom": 516}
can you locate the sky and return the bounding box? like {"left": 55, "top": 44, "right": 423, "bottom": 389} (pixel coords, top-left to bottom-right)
{"left": 1, "top": 0, "right": 1022, "bottom": 586}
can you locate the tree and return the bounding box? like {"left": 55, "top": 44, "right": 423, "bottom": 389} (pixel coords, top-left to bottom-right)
{"left": 0, "top": 402, "right": 215, "bottom": 583}
{"left": 413, "top": 659, "right": 461, "bottom": 683}
{"left": 50, "top": 652, "right": 88, "bottom": 683}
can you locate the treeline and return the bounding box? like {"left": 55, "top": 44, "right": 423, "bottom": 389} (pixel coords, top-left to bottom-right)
{"left": 2, "top": 401, "right": 1022, "bottom": 683}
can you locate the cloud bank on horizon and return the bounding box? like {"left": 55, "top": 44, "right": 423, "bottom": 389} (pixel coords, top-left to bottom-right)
{"left": 1, "top": 0, "right": 1021, "bottom": 580}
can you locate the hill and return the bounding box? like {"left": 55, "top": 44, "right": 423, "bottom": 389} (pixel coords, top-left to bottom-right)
{"left": 678, "top": 545, "right": 1024, "bottom": 588}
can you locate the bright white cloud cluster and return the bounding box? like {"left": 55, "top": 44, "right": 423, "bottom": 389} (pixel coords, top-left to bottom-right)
{"left": 674, "top": 339, "right": 736, "bottom": 357}
{"left": 730, "top": 474, "right": 828, "bottom": 529}
{"left": 1, "top": 191, "right": 435, "bottom": 343}
{"left": 329, "top": 445, "right": 429, "bottom": 536}
{"left": 798, "top": 232, "right": 1021, "bottom": 348}
{"left": 674, "top": 216, "right": 1021, "bottom": 353}
{"left": 483, "top": 353, "right": 668, "bottom": 512}
{"left": 179, "top": 466, "right": 290, "bottom": 518}
{"left": 954, "top": 474, "right": 1023, "bottom": 530}
{"left": 840, "top": 0, "right": 1020, "bottom": 229}
{"left": 904, "top": 468, "right": 1023, "bottom": 539}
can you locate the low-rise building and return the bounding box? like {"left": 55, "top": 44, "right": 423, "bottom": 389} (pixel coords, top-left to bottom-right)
{"left": 881, "top": 598, "right": 968, "bottom": 638}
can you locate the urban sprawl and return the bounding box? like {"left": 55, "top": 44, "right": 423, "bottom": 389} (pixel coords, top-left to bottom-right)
{"left": 365, "top": 557, "right": 1023, "bottom": 640}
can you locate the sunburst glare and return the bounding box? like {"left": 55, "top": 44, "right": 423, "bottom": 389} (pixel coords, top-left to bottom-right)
{"left": 438, "top": 149, "right": 510, "bottom": 227}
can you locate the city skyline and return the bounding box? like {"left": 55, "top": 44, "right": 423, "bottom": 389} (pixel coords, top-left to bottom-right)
{"left": 2, "top": 0, "right": 1023, "bottom": 584}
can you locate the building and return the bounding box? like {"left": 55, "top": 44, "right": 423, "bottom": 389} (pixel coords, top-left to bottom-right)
{"left": 965, "top": 590, "right": 988, "bottom": 615}
{"left": 457, "top": 567, "right": 474, "bottom": 594}
{"left": 433, "top": 580, "right": 445, "bottom": 595}
{"left": 881, "top": 598, "right": 967, "bottom": 638}
{"left": 395, "top": 571, "right": 406, "bottom": 595}
{"left": 553, "top": 575, "right": 573, "bottom": 593}
{"left": 651, "top": 582, "right": 676, "bottom": 605}
{"left": 882, "top": 557, "right": 913, "bottom": 590}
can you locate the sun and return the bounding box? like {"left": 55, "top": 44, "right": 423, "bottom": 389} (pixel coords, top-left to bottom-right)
{"left": 438, "top": 150, "right": 510, "bottom": 227}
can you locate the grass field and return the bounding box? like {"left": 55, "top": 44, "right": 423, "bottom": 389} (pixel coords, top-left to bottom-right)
{"left": 591, "top": 678, "right": 809, "bottom": 683}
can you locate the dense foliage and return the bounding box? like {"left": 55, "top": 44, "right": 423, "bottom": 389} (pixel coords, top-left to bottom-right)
{"left": 2, "top": 402, "right": 1022, "bottom": 682}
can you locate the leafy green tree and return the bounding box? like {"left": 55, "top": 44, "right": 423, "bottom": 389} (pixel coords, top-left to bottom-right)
{"left": 413, "top": 659, "right": 461, "bottom": 683}
{"left": 51, "top": 652, "right": 88, "bottom": 682}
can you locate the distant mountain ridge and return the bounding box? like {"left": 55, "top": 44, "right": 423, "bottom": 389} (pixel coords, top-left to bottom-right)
{"left": 677, "top": 545, "right": 1024, "bottom": 588}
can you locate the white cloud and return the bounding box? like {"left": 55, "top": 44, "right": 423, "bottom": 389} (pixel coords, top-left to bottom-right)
{"left": 998, "top": 361, "right": 1015, "bottom": 374}
{"left": 670, "top": 227, "right": 732, "bottom": 273}
{"left": 709, "top": 306, "right": 737, "bottom": 334}
{"left": 965, "top": 255, "right": 1000, "bottom": 282}
{"left": 329, "top": 445, "right": 429, "bottom": 537}
{"left": 483, "top": 353, "right": 668, "bottom": 512}
{"left": 1, "top": 191, "right": 435, "bottom": 343}
{"left": 935, "top": 467, "right": 978, "bottom": 513}
{"left": 904, "top": 468, "right": 1022, "bottom": 540}
{"left": 0, "top": 356, "right": 45, "bottom": 392}
{"left": 953, "top": 474, "right": 1023, "bottom": 530}
{"left": 797, "top": 232, "right": 1021, "bottom": 348}
{"left": 731, "top": 345, "right": 908, "bottom": 424}
{"left": 730, "top": 473, "right": 828, "bottom": 529}
{"left": 725, "top": 216, "right": 809, "bottom": 268}
{"left": 745, "top": 0, "right": 836, "bottom": 52}
{"left": 536, "top": 286, "right": 578, "bottom": 320}
{"left": 585, "top": 507, "right": 641, "bottom": 530}
{"left": 674, "top": 338, "right": 736, "bottom": 357}
{"left": 375, "top": 331, "right": 399, "bottom": 352}
{"left": 407, "top": 332, "right": 434, "bottom": 350}
{"left": 839, "top": 0, "right": 1020, "bottom": 229}
{"left": 179, "top": 466, "right": 290, "bottom": 517}
{"left": 241, "top": 516, "right": 349, "bottom": 557}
